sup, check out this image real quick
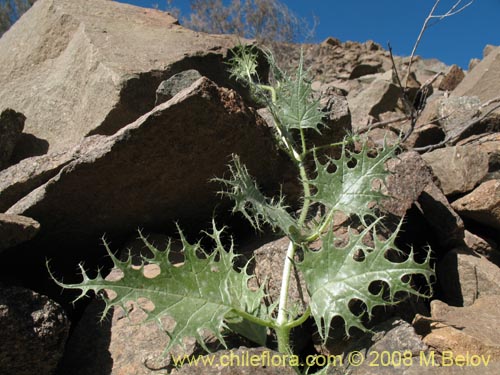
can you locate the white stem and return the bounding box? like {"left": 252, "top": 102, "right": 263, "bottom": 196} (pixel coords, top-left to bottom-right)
{"left": 276, "top": 240, "right": 295, "bottom": 326}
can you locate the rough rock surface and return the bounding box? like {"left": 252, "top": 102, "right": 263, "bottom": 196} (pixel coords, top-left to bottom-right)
{"left": 5, "top": 77, "right": 282, "bottom": 249}
{"left": 0, "top": 285, "right": 69, "bottom": 375}
{"left": 383, "top": 151, "right": 464, "bottom": 247}
{"left": 438, "top": 247, "right": 500, "bottom": 306}
{"left": 452, "top": 45, "right": 500, "bottom": 114}
{"left": 0, "top": 0, "right": 254, "bottom": 153}
{"left": 438, "top": 64, "right": 465, "bottom": 92}
{"left": 451, "top": 179, "right": 500, "bottom": 230}
{"left": 155, "top": 69, "right": 203, "bottom": 106}
{"left": 415, "top": 297, "right": 500, "bottom": 361}
{"left": 0, "top": 213, "right": 40, "bottom": 252}
{"left": 422, "top": 145, "right": 490, "bottom": 196}
{"left": 348, "top": 79, "right": 401, "bottom": 131}
{"left": 0, "top": 109, "right": 25, "bottom": 170}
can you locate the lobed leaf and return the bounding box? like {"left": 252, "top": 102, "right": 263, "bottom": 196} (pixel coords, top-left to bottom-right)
{"left": 48, "top": 221, "right": 267, "bottom": 352}
{"left": 298, "top": 220, "right": 434, "bottom": 343}
{"left": 310, "top": 141, "right": 397, "bottom": 224}
{"left": 270, "top": 52, "right": 324, "bottom": 134}
{"left": 215, "top": 155, "right": 301, "bottom": 241}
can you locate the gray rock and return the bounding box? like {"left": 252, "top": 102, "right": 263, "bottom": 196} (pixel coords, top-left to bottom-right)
{"left": 437, "top": 96, "right": 482, "bottom": 141}
{"left": 422, "top": 144, "right": 490, "bottom": 196}
{"left": 0, "top": 109, "right": 25, "bottom": 170}
{"left": 451, "top": 179, "right": 500, "bottom": 230}
{"left": 0, "top": 0, "right": 255, "bottom": 153}
{"left": 155, "top": 69, "right": 203, "bottom": 106}
{"left": 0, "top": 285, "right": 69, "bottom": 375}
{"left": 0, "top": 213, "right": 40, "bottom": 252}
{"left": 438, "top": 246, "right": 500, "bottom": 306}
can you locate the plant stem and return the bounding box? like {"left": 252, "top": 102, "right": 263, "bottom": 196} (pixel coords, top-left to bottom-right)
{"left": 276, "top": 240, "right": 296, "bottom": 329}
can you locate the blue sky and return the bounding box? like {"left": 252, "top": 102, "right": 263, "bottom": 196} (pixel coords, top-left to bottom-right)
{"left": 120, "top": 0, "right": 499, "bottom": 69}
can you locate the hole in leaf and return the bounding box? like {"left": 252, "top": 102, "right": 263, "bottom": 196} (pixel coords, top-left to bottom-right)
{"left": 353, "top": 249, "right": 365, "bottom": 262}
{"left": 144, "top": 264, "right": 160, "bottom": 278}
{"left": 107, "top": 268, "right": 124, "bottom": 281}
{"left": 104, "top": 289, "right": 117, "bottom": 300}
{"left": 348, "top": 298, "right": 367, "bottom": 317}
{"left": 368, "top": 280, "right": 390, "bottom": 301}
{"left": 384, "top": 248, "right": 406, "bottom": 263}
{"left": 137, "top": 297, "right": 155, "bottom": 312}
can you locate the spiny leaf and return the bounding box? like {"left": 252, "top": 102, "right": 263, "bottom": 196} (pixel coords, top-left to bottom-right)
{"left": 310, "top": 141, "right": 397, "bottom": 223}
{"left": 270, "top": 51, "right": 324, "bottom": 134}
{"left": 48, "top": 221, "right": 267, "bottom": 352}
{"left": 214, "top": 155, "right": 301, "bottom": 241}
{"left": 298, "top": 220, "right": 434, "bottom": 343}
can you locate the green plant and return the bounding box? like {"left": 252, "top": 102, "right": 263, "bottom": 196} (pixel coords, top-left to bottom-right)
{"left": 49, "top": 45, "right": 434, "bottom": 368}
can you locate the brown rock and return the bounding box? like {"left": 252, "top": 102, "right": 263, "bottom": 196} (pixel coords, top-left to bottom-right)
{"left": 416, "top": 297, "right": 500, "bottom": 361}
{"left": 0, "top": 109, "right": 25, "bottom": 170}
{"left": 348, "top": 79, "right": 401, "bottom": 131}
{"left": 468, "top": 58, "right": 481, "bottom": 72}
{"left": 349, "top": 61, "right": 382, "bottom": 79}
{"left": 464, "top": 230, "right": 500, "bottom": 264}
{"left": 422, "top": 145, "right": 490, "bottom": 196}
{"left": 438, "top": 64, "right": 465, "bottom": 92}
{"left": 452, "top": 46, "right": 500, "bottom": 115}
{"left": 0, "top": 0, "right": 255, "bottom": 153}
{"left": 438, "top": 247, "right": 500, "bottom": 306}
{"left": 0, "top": 213, "right": 40, "bottom": 252}
{"left": 437, "top": 96, "right": 482, "bottom": 141}
{"left": 6, "top": 78, "right": 282, "bottom": 246}
{"left": 0, "top": 284, "right": 69, "bottom": 375}
{"left": 0, "top": 136, "right": 102, "bottom": 212}
{"left": 383, "top": 151, "right": 464, "bottom": 247}
{"left": 451, "top": 180, "right": 500, "bottom": 230}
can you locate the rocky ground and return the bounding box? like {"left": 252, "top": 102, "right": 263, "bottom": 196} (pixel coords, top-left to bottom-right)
{"left": 0, "top": 0, "right": 499, "bottom": 374}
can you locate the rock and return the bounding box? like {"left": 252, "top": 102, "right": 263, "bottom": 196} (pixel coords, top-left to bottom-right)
{"left": 155, "top": 69, "right": 203, "bottom": 106}
{"left": 422, "top": 144, "right": 489, "bottom": 196}
{"left": 404, "top": 123, "right": 445, "bottom": 149}
{"left": 0, "top": 0, "right": 256, "bottom": 153}
{"left": 437, "top": 96, "right": 482, "bottom": 141}
{"left": 0, "top": 213, "right": 40, "bottom": 252}
{"left": 438, "top": 65, "right": 465, "bottom": 92}
{"left": 414, "top": 296, "right": 500, "bottom": 361}
{"left": 343, "top": 318, "right": 428, "bottom": 375}
{"left": 171, "top": 347, "right": 297, "bottom": 375}
{"left": 0, "top": 109, "right": 25, "bottom": 170}
{"left": 0, "top": 284, "right": 69, "bottom": 375}
{"left": 464, "top": 230, "right": 500, "bottom": 264}
{"left": 468, "top": 58, "right": 481, "bottom": 72}
{"left": 1, "top": 78, "right": 285, "bottom": 303}
{"left": 438, "top": 247, "right": 500, "bottom": 306}
{"left": 452, "top": 46, "right": 500, "bottom": 114}
{"left": 348, "top": 79, "right": 401, "bottom": 131}
{"left": 0, "top": 136, "right": 101, "bottom": 212}
{"left": 451, "top": 180, "right": 500, "bottom": 230}
{"left": 483, "top": 44, "right": 497, "bottom": 58}
{"left": 383, "top": 151, "right": 464, "bottom": 247}
{"left": 349, "top": 61, "right": 382, "bottom": 79}
{"left": 59, "top": 286, "right": 195, "bottom": 374}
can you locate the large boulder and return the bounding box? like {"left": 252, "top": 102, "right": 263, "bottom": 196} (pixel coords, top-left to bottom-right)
{"left": 0, "top": 78, "right": 286, "bottom": 303}
{"left": 452, "top": 45, "right": 500, "bottom": 114}
{"left": 0, "top": 0, "right": 257, "bottom": 154}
